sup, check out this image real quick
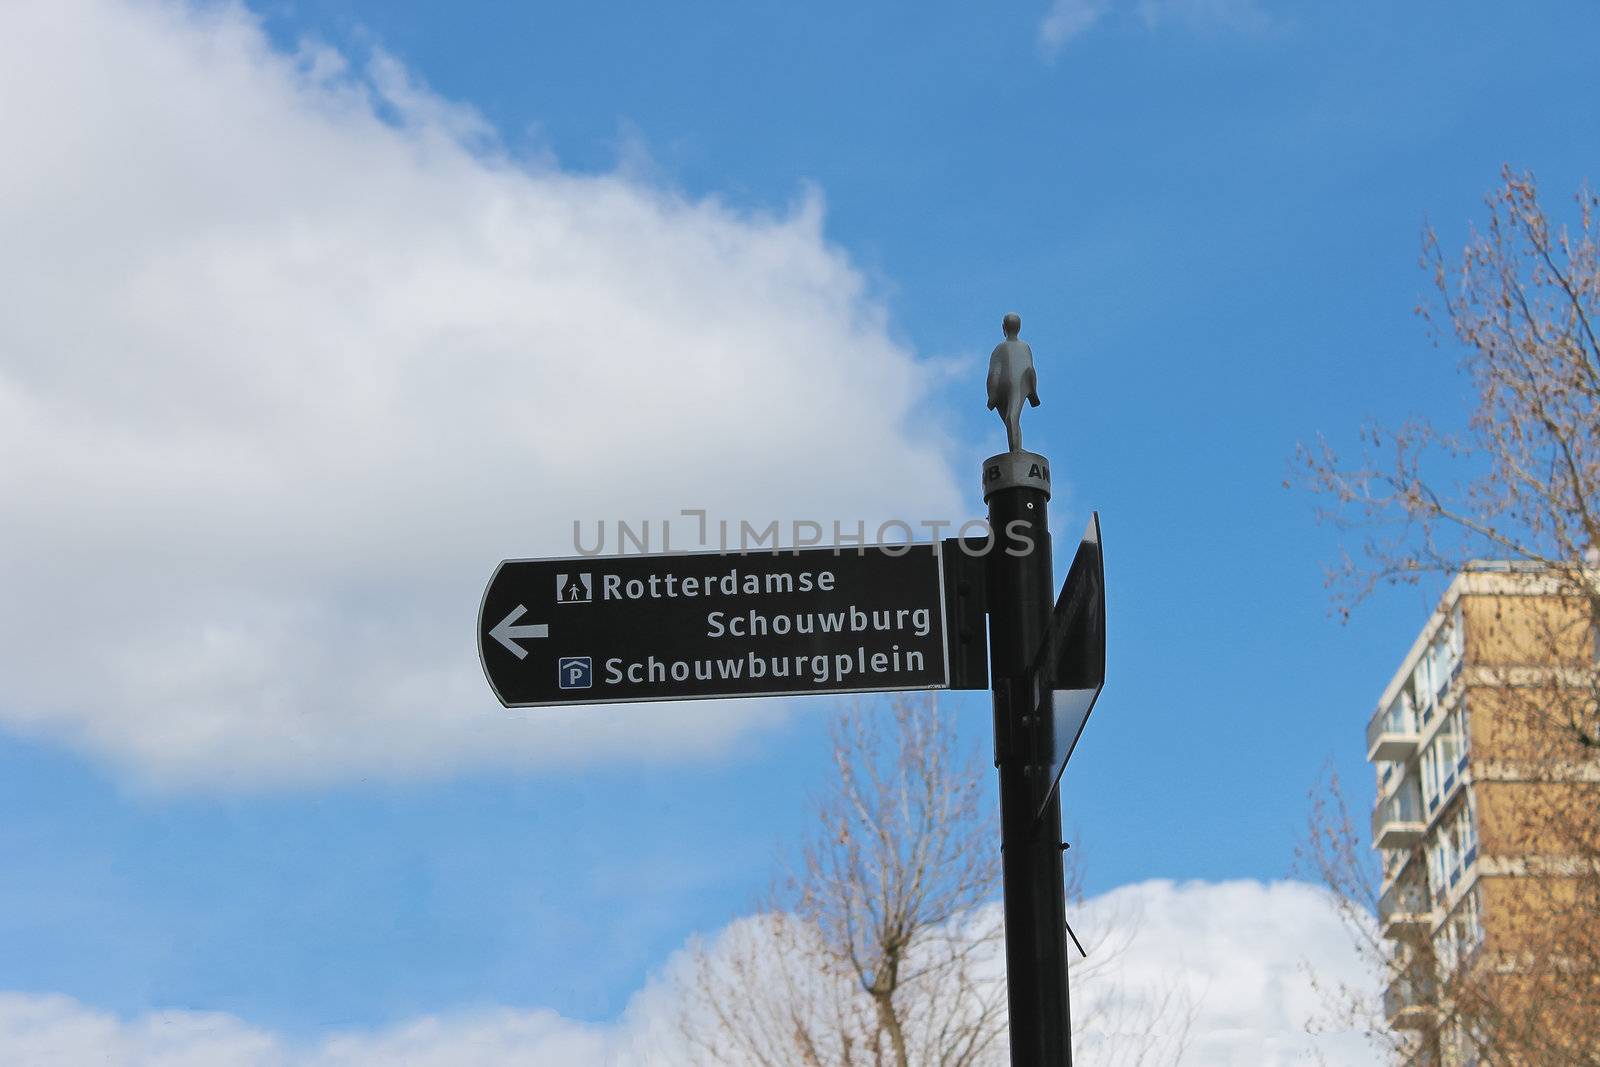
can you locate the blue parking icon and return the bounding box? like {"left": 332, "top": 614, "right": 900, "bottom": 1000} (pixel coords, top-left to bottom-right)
{"left": 557, "top": 657, "right": 593, "bottom": 690}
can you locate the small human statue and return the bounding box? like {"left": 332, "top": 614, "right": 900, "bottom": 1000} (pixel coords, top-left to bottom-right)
{"left": 986, "top": 312, "right": 1039, "bottom": 453}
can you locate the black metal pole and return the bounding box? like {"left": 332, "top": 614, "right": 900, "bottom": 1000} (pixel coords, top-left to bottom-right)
{"left": 986, "top": 457, "right": 1072, "bottom": 1067}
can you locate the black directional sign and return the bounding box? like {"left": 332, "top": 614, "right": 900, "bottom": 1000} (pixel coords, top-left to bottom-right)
{"left": 478, "top": 541, "right": 987, "bottom": 707}
{"left": 1031, "top": 512, "right": 1105, "bottom": 817}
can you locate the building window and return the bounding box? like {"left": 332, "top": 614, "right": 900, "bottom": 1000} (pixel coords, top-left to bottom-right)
{"left": 1420, "top": 713, "right": 1465, "bottom": 812}
{"left": 1419, "top": 710, "right": 1468, "bottom": 815}
{"left": 1462, "top": 885, "right": 1483, "bottom": 945}
{"left": 1425, "top": 801, "right": 1476, "bottom": 904}
{"left": 1435, "top": 885, "right": 1483, "bottom": 977}
{"left": 1427, "top": 834, "right": 1452, "bottom": 899}
{"left": 1432, "top": 635, "right": 1453, "bottom": 702}
{"left": 1439, "top": 711, "right": 1462, "bottom": 793}
{"left": 1415, "top": 657, "right": 1435, "bottom": 724}
{"left": 1422, "top": 745, "right": 1441, "bottom": 812}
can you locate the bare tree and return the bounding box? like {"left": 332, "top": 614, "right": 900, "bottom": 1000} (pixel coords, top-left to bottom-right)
{"left": 1301, "top": 167, "right": 1600, "bottom": 643}
{"left": 677, "top": 693, "right": 1193, "bottom": 1067}
{"left": 1299, "top": 167, "right": 1600, "bottom": 1064}
{"left": 678, "top": 694, "right": 1008, "bottom": 1067}
{"left": 1300, "top": 703, "right": 1600, "bottom": 1065}
{"left": 1296, "top": 766, "right": 1424, "bottom": 1064}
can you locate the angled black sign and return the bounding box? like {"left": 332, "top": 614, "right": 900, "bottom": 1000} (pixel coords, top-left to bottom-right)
{"left": 1031, "top": 512, "right": 1106, "bottom": 817}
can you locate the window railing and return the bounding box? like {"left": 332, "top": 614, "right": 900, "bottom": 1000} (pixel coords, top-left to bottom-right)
{"left": 1375, "top": 784, "right": 1425, "bottom": 841}
{"left": 1388, "top": 697, "right": 1415, "bottom": 733}
{"left": 1384, "top": 971, "right": 1437, "bottom": 1021}
{"left": 1379, "top": 876, "right": 1431, "bottom": 924}
{"left": 1367, "top": 697, "right": 1420, "bottom": 757}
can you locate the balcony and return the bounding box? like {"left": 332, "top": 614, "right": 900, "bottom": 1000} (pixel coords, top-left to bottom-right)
{"left": 1384, "top": 972, "right": 1437, "bottom": 1031}
{"left": 1372, "top": 786, "right": 1425, "bottom": 850}
{"left": 1378, "top": 875, "right": 1433, "bottom": 940}
{"left": 1367, "top": 697, "right": 1420, "bottom": 762}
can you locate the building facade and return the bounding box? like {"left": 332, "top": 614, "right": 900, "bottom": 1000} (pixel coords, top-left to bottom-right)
{"left": 1367, "top": 563, "right": 1599, "bottom": 1065}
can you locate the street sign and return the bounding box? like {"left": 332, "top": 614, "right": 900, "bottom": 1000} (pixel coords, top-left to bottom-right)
{"left": 478, "top": 541, "right": 987, "bottom": 707}
{"left": 1031, "top": 512, "right": 1105, "bottom": 816}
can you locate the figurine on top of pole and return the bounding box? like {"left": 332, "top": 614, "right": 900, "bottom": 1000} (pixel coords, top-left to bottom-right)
{"left": 986, "top": 312, "right": 1040, "bottom": 453}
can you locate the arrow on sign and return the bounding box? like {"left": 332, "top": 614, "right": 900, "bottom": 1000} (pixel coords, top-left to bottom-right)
{"left": 489, "top": 605, "right": 549, "bottom": 659}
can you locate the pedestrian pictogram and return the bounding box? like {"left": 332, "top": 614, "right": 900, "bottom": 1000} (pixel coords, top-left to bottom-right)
{"left": 556, "top": 573, "right": 592, "bottom": 604}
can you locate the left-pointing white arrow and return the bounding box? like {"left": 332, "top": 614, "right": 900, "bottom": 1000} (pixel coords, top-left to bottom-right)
{"left": 489, "top": 605, "right": 549, "bottom": 659}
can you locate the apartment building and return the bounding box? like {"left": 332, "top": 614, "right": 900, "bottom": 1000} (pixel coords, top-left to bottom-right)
{"left": 1366, "top": 563, "right": 1599, "bottom": 1065}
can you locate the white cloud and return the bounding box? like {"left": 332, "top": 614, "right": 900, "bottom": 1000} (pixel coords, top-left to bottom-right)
{"left": 1070, "top": 880, "right": 1381, "bottom": 1065}
{"left": 0, "top": 880, "right": 1383, "bottom": 1065}
{"left": 1039, "top": 0, "right": 1272, "bottom": 51}
{"left": 0, "top": 0, "right": 967, "bottom": 788}
{"left": 1040, "top": 0, "right": 1113, "bottom": 49}
{"left": 0, "top": 994, "right": 283, "bottom": 1067}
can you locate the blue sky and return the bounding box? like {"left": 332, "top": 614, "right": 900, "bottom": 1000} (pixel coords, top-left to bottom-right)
{"left": 1, "top": 0, "right": 1597, "bottom": 1061}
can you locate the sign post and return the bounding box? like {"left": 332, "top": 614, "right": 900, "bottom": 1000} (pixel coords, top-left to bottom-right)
{"left": 983, "top": 311, "right": 1074, "bottom": 1066}
{"left": 983, "top": 452, "right": 1073, "bottom": 1067}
